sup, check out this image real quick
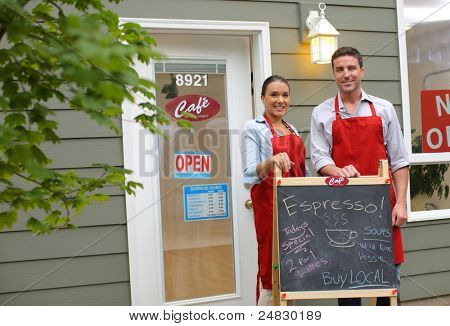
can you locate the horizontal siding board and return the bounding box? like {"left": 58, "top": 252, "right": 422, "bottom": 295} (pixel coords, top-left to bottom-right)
{"left": 326, "top": 6, "right": 397, "bottom": 32}
{"left": 402, "top": 247, "right": 450, "bottom": 277}
{"left": 286, "top": 105, "right": 403, "bottom": 131}
{"left": 109, "top": 0, "right": 298, "bottom": 28}
{"left": 402, "top": 222, "right": 450, "bottom": 252}
{"left": 242, "top": 0, "right": 396, "bottom": 7}
{"left": 0, "top": 254, "right": 129, "bottom": 293}
{"left": 272, "top": 55, "right": 400, "bottom": 80}
{"left": 2, "top": 168, "right": 124, "bottom": 201}
{"left": 271, "top": 29, "right": 399, "bottom": 56}
{"left": 288, "top": 81, "right": 402, "bottom": 106}
{"left": 0, "top": 111, "right": 120, "bottom": 139}
{"left": 401, "top": 271, "right": 450, "bottom": 302}
{"left": 0, "top": 282, "right": 131, "bottom": 305}
{"left": 1, "top": 196, "right": 126, "bottom": 233}
{"left": 110, "top": 1, "right": 396, "bottom": 31}
{"left": 42, "top": 138, "right": 123, "bottom": 169}
{"left": 51, "top": 111, "right": 121, "bottom": 139}
{"left": 0, "top": 225, "right": 128, "bottom": 263}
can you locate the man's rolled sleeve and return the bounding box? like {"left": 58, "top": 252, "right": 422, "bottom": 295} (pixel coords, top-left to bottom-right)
{"left": 385, "top": 103, "right": 410, "bottom": 173}
{"left": 240, "top": 121, "right": 262, "bottom": 185}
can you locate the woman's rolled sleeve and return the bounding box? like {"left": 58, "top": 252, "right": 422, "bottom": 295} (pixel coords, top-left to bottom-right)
{"left": 240, "top": 121, "right": 263, "bottom": 185}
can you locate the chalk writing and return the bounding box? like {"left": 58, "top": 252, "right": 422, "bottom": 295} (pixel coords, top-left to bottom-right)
{"left": 281, "top": 196, "right": 386, "bottom": 217}
{"left": 325, "top": 229, "right": 358, "bottom": 248}
{"left": 322, "top": 268, "right": 390, "bottom": 289}
{"left": 295, "top": 257, "right": 329, "bottom": 279}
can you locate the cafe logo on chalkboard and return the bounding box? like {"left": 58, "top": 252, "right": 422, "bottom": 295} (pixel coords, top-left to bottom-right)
{"left": 165, "top": 94, "right": 220, "bottom": 121}
{"left": 325, "top": 176, "right": 349, "bottom": 187}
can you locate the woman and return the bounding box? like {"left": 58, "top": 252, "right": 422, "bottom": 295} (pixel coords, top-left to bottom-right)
{"left": 240, "top": 75, "right": 307, "bottom": 305}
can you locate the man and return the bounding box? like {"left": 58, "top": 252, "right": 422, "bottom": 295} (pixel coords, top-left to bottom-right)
{"left": 310, "top": 47, "right": 409, "bottom": 305}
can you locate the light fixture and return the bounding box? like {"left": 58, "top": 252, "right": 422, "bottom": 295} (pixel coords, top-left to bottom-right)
{"left": 305, "top": 3, "right": 340, "bottom": 64}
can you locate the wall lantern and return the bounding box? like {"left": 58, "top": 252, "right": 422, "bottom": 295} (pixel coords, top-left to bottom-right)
{"left": 305, "top": 3, "right": 340, "bottom": 64}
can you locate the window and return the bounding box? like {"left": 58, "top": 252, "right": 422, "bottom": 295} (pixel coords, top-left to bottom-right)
{"left": 397, "top": 0, "right": 450, "bottom": 221}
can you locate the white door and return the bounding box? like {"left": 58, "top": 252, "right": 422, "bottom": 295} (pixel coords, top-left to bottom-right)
{"left": 124, "top": 33, "right": 259, "bottom": 305}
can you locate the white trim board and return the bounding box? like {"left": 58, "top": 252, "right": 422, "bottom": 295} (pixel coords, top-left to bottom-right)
{"left": 120, "top": 18, "right": 272, "bottom": 306}
{"left": 396, "top": 0, "right": 450, "bottom": 223}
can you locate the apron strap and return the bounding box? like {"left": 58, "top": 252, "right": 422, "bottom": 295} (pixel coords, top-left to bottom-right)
{"left": 368, "top": 101, "right": 377, "bottom": 116}
{"left": 334, "top": 94, "right": 378, "bottom": 118}
{"left": 263, "top": 113, "right": 295, "bottom": 136}
{"left": 334, "top": 95, "right": 342, "bottom": 120}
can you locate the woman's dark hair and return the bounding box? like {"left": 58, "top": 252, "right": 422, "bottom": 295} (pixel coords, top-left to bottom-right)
{"left": 261, "top": 75, "right": 290, "bottom": 96}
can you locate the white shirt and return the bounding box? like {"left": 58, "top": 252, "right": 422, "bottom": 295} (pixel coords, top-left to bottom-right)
{"left": 310, "top": 90, "right": 409, "bottom": 173}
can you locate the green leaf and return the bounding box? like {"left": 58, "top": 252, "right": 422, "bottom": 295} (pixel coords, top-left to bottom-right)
{"left": 26, "top": 217, "right": 49, "bottom": 235}
{"left": 176, "top": 119, "right": 193, "bottom": 129}
{"left": 89, "top": 194, "right": 110, "bottom": 202}
{"left": 4, "top": 113, "right": 26, "bottom": 126}
{"left": 0, "top": 210, "right": 18, "bottom": 230}
{"left": 32, "top": 3, "right": 53, "bottom": 17}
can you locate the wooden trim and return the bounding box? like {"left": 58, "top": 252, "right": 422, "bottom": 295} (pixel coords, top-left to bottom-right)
{"left": 281, "top": 288, "right": 398, "bottom": 300}
{"left": 278, "top": 176, "right": 390, "bottom": 186}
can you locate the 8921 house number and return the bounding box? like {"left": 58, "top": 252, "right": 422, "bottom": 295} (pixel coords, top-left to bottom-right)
{"left": 175, "top": 74, "right": 208, "bottom": 87}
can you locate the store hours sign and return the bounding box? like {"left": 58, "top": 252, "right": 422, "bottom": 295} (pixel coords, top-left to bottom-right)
{"left": 421, "top": 90, "right": 450, "bottom": 153}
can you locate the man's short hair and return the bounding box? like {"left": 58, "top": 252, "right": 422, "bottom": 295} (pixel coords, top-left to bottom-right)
{"left": 331, "top": 47, "right": 363, "bottom": 69}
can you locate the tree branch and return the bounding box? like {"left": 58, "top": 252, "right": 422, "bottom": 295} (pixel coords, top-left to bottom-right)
{"left": 47, "top": 0, "right": 65, "bottom": 18}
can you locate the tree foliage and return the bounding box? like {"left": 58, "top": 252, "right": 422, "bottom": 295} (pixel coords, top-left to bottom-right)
{"left": 0, "top": 0, "right": 173, "bottom": 234}
{"left": 410, "top": 130, "right": 449, "bottom": 200}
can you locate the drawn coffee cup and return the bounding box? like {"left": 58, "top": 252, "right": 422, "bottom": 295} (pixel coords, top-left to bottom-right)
{"left": 325, "top": 229, "right": 358, "bottom": 248}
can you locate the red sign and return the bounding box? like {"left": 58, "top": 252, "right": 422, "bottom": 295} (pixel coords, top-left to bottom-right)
{"left": 325, "top": 176, "right": 349, "bottom": 187}
{"left": 165, "top": 94, "right": 221, "bottom": 121}
{"left": 174, "top": 152, "right": 211, "bottom": 178}
{"left": 421, "top": 90, "right": 450, "bottom": 153}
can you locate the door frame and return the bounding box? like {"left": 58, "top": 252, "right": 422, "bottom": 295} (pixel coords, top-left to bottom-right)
{"left": 120, "top": 18, "right": 272, "bottom": 306}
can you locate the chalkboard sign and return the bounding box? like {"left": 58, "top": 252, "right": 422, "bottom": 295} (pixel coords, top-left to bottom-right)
{"left": 276, "top": 183, "right": 395, "bottom": 293}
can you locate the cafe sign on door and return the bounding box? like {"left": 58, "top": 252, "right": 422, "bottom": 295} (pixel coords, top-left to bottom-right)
{"left": 421, "top": 90, "right": 450, "bottom": 153}
{"left": 165, "top": 94, "right": 221, "bottom": 121}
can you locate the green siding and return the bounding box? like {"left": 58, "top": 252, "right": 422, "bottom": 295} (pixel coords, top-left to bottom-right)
{"left": 2, "top": 0, "right": 447, "bottom": 306}
{"left": 271, "top": 29, "right": 399, "bottom": 56}
{"left": 42, "top": 138, "right": 123, "bottom": 169}
{"left": 0, "top": 254, "right": 129, "bottom": 293}
{"left": 401, "top": 271, "right": 450, "bottom": 302}
{"left": 2, "top": 196, "right": 126, "bottom": 232}
{"left": 272, "top": 55, "right": 400, "bottom": 80}
{"left": 0, "top": 282, "right": 131, "bottom": 306}
{"left": 0, "top": 226, "right": 128, "bottom": 262}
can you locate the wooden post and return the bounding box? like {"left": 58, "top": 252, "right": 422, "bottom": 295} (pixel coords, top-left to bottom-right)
{"left": 272, "top": 166, "right": 282, "bottom": 306}
{"left": 378, "top": 159, "right": 389, "bottom": 179}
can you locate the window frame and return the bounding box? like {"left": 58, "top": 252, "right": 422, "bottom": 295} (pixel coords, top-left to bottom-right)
{"left": 397, "top": 0, "right": 450, "bottom": 222}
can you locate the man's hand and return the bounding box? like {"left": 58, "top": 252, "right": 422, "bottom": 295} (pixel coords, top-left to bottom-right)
{"left": 319, "top": 164, "right": 360, "bottom": 177}
{"left": 338, "top": 165, "right": 361, "bottom": 178}
{"left": 392, "top": 202, "right": 407, "bottom": 227}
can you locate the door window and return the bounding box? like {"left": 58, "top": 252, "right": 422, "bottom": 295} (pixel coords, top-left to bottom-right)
{"left": 155, "top": 60, "right": 235, "bottom": 302}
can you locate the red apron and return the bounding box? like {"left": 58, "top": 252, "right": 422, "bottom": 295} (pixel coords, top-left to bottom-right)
{"left": 331, "top": 95, "right": 404, "bottom": 264}
{"left": 250, "top": 114, "right": 306, "bottom": 299}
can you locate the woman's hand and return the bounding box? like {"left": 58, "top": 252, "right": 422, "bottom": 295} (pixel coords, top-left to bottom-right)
{"left": 271, "top": 152, "right": 295, "bottom": 172}
{"left": 256, "top": 152, "right": 295, "bottom": 179}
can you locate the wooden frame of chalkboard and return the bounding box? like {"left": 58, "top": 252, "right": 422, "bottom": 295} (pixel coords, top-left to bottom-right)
{"left": 272, "top": 160, "right": 398, "bottom": 306}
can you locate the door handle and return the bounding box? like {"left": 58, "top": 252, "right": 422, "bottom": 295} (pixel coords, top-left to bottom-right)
{"left": 245, "top": 199, "right": 253, "bottom": 209}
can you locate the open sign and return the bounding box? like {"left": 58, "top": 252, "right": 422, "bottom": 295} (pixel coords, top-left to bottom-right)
{"left": 421, "top": 90, "right": 450, "bottom": 153}
{"left": 174, "top": 152, "right": 211, "bottom": 178}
